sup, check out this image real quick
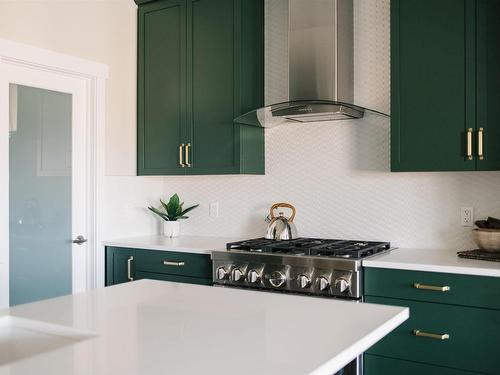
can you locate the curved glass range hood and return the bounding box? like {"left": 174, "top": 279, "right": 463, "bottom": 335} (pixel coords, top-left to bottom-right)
{"left": 236, "top": 0, "right": 389, "bottom": 128}
{"left": 235, "top": 100, "right": 388, "bottom": 128}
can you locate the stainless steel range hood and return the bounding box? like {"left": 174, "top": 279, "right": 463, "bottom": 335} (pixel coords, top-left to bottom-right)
{"left": 234, "top": 0, "right": 388, "bottom": 128}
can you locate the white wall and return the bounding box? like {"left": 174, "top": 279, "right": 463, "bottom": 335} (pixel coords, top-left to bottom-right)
{"left": 0, "top": 0, "right": 137, "bottom": 176}
{"left": 0, "top": 0, "right": 164, "bottom": 242}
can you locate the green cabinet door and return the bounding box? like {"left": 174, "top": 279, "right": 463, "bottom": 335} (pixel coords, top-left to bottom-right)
{"left": 185, "top": 0, "right": 264, "bottom": 175}
{"left": 106, "top": 247, "right": 135, "bottom": 286}
{"left": 391, "top": 0, "right": 476, "bottom": 171}
{"left": 476, "top": 0, "right": 500, "bottom": 170}
{"left": 137, "top": 0, "right": 187, "bottom": 175}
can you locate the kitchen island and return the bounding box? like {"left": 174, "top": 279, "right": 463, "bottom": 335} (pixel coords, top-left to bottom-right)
{"left": 0, "top": 280, "right": 408, "bottom": 375}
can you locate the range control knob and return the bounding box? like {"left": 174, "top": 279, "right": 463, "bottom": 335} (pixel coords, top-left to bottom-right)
{"left": 231, "top": 268, "right": 244, "bottom": 281}
{"left": 269, "top": 271, "right": 286, "bottom": 288}
{"left": 247, "top": 269, "right": 260, "bottom": 283}
{"left": 334, "top": 278, "right": 350, "bottom": 293}
{"left": 297, "top": 274, "right": 311, "bottom": 289}
{"left": 216, "top": 267, "right": 229, "bottom": 280}
{"left": 318, "top": 276, "right": 330, "bottom": 291}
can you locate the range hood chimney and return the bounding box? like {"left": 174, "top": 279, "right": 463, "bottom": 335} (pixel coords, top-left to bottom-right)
{"left": 234, "top": 0, "right": 388, "bottom": 128}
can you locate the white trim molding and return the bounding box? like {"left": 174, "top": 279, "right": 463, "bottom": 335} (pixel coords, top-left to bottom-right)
{"left": 0, "top": 39, "right": 107, "bottom": 307}
{"left": 0, "top": 38, "right": 109, "bottom": 79}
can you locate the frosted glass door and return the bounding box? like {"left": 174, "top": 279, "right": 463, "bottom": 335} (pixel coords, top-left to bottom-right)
{"left": 9, "top": 84, "right": 73, "bottom": 306}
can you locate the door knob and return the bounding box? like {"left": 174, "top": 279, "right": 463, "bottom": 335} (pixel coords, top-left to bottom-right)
{"left": 72, "top": 235, "right": 87, "bottom": 245}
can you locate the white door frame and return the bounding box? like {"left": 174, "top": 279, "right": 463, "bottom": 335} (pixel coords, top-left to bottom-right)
{"left": 0, "top": 39, "right": 108, "bottom": 308}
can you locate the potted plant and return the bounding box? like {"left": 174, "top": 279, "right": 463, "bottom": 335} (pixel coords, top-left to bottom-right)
{"left": 148, "top": 194, "right": 199, "bottom": 237}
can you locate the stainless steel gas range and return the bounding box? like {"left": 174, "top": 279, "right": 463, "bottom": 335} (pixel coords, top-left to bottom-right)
{"left": 212, "top": 238, "right": 391, "bottom": 300}
{"left": 211, "top": 237, "right": 393, "bottom": 375}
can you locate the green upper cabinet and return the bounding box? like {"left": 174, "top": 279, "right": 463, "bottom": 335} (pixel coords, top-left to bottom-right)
{"left": 391, "top": 0, "right": 500, "bottom": 172}
{"left": 136, "top": 0, "right": 264, "bottom": 176}
{"left": 476, "top": 0, "right": 500, "bottom": 170}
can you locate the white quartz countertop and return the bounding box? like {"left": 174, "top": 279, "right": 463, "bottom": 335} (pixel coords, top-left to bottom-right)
{"left": 0, "top": 280, "right": 408, "bottom": 375}
{"left": 102, "top": 235, "right": 241, "bottom": 254}
{"left": 363, "top": 248, "right": 500, "bottom": 277}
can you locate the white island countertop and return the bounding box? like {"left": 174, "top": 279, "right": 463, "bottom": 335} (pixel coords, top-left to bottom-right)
{"left": 0, "top": 280, "right": 408, "bottom": 375}
{"left": 102, "top": 235, "right": 241, "bottom": 254}
{"left": 363, "top": 248, "right": 500, "bottom": 277}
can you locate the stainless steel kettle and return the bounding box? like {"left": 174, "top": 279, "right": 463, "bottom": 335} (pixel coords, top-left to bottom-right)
{"left": 265, "top": 203, "right": 298, "bottom": 241}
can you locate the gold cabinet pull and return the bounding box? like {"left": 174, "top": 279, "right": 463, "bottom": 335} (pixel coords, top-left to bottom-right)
{"left": 413, "top": 329, "right": 450, "bottom": 340}
{"left": 179, "top": 144, "right": 185, "bottom": 167}
{"left": 466, "top": 128, "right": 473, "bottom": 160}
{"left": 127, "top": 256, "right": 134, "bottom": 281}
{"left": 478, "top": 127, "right": 484, "bottom": 160}
{"left": 163, "top": 260, "right": 185, "bottom": 267}
{"left": 185, "top": 143, "right": 191, "bottom": 168}
{"left": 413, "top": 283, "right": 450, "bottom": 292}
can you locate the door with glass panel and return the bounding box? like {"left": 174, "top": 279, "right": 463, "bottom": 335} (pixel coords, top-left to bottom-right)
{"left": 1, "top": 65, "right": 88, "bottom": 307}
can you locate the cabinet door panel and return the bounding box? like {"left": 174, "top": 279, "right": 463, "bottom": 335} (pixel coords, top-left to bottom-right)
{"left": 476, "top": 0, "right": 500, "bottom": 170}
{"left": 187, "top": 0, "right": 239, "bottom": 174}
{"left": 138, "top": 0, "right": 186, "bottom": 175}
{"left": 106, "top": 247, "right": 134, "bottom": 286}
{"left": 391, "top": 0, "right": 475, "bottom": 171}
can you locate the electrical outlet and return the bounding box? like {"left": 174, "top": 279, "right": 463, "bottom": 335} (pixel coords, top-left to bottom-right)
{"left": 461, "top": 207, "right": 474, "bottom": 227}
{"left": 209, "top": 202, "right": 219, "bottom": 218}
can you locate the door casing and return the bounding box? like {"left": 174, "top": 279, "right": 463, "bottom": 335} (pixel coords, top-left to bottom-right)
{"left": 0, "top": 39, "right": 108, "bottom": 308}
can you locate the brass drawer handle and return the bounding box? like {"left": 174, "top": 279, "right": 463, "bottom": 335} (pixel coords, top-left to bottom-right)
{"left": 163, "top": 260, "right": 185, "bottom": 267}
{"left": 466, "top": 128, "right": 473, "bottom": 160}
{"left": 185, "top": 143, "right": 191, "bottom": 168}
{"left": 413, "top": 283, "right": 450, "bottom": 292}
{"left": 413, "top": 329, "right": 450, "bottom": 340}
{"left": 127, "top": 256, "right": 134, "bottom": 281}
{"left": 179, "top": 144, "right": 185, "bottom": 167}
{"left": 478, "top": 127, "right": 484, "bottom": 160}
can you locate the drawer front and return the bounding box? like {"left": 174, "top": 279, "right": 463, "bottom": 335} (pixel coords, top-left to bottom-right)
{"left": 135, "top": 271, "right": 212, "bottom": 286}
{"left": 365, "top": 296, "right": 500, "bottom": 374}
{"left": 364, "top": 354, "right": 478, "bottom": 375}
{"left": 365, "top": 267, "right": 500, "bottom": 310}
{"left": 134, "top": 249, "right": 212, "bottom": 279}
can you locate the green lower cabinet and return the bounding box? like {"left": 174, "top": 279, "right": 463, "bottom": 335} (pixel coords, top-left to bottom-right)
{"left": 365, "top": 296, "right": 500, "bottom": 374}
{"left": 364, "top": 354, "right": 479, "bottom": 375}
{"left": 106, "top": 247, "right": 135, "bottom": 286}
{"left": 364, "top": 267, "right": 500, "bottom": 375}
{"left": 105, "top": 246, "right": 212, "bottom": 287}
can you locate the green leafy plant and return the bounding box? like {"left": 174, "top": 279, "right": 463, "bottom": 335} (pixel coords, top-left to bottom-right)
{"left": 148, "top": 194, "right": 199, "bottom": 222}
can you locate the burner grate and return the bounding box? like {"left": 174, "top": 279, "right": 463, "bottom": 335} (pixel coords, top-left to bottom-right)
{"left": 226, "top": 238, "right": 390, "bottom": 259}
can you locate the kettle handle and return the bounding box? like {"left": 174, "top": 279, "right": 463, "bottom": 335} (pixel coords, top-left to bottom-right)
{"left": 269, "top": 203, "right": 296, "bottom": 222}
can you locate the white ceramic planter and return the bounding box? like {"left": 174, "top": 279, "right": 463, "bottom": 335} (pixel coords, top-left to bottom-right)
{"left": 163, "top": 221, "right": 180, "bottom": 238}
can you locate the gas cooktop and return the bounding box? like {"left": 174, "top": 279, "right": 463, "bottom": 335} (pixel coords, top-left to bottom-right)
{"left": 226, "top": 237, "right": 390, "bottom": 260}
